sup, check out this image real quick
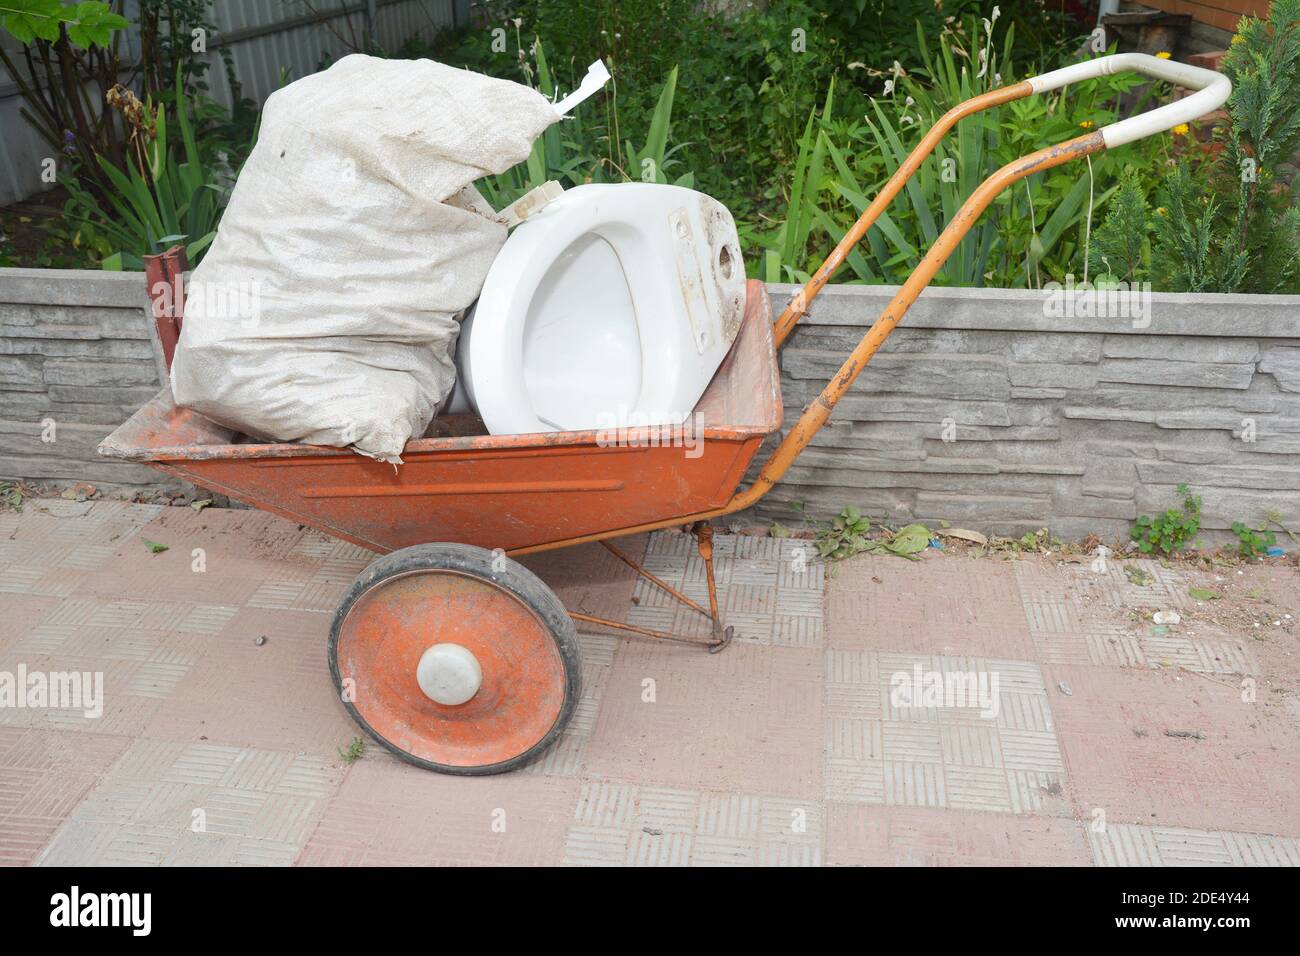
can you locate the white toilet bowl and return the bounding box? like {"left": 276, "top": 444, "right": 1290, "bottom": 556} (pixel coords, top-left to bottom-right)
{"left": 449, "top": 183, "right": 746, "bottom": 435}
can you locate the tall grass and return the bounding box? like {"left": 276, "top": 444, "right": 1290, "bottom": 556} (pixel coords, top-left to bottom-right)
{"left": 475, "top": 39, "right": 691, "bottom": 210}
{"left": 754, "top": 17, "right": 1165, "bottom": 288}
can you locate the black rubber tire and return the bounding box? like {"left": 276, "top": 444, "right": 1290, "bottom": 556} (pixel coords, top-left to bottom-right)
{"left": 328, "top": 542, "right": 581, "bottom": 775}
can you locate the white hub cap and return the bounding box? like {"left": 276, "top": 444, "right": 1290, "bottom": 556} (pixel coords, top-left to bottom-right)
{"left": 416, "top": 643, "right": 483, "bottom": 706}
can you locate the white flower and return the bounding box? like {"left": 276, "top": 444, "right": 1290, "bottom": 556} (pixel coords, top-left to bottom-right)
{"left": 883, "top": 78, "right": 894, "bottom": 95}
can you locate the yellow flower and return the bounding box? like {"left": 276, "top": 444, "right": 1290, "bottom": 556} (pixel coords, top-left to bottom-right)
{"left": 1156, "top": 207, "right": 1167, "bottom": 216}
{"left": 1079, "top": 119, "right": 1094, "bottom": 129}
{"left": 1155, "top": 51, "right": 1172, "bottom": 59}
{"left": 1172, "top": 123, "right": 1189, "bottom": 135}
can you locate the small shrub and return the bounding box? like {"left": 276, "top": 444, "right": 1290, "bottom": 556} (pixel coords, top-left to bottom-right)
{"left": 1131, "top": 484, "right": 1202, "bottom": 555}
{"left": 815, "top": 505, "right": 871, "bottom": 560}
{"left": 1231, "top": 521, "right": 1276, "bottom": 558}
{"left": 1151, "top": 0, "right": 1300, "bottom": 293}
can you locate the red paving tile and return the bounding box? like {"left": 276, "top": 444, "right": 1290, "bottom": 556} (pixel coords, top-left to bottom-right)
{"left": 135, "top": 606, "right": 352, "bottom": 751}
{"left": 1046, "top": 664, "right": 1300, "bottom": 835}
{"left": 0, "top": 595, "right": 61, "bottom": 652}
{"left": 0, "top": 729, "right": 131, "bottom": 866}
{"left": 828, "top": 555, "right": 1036, "bottom": 660}
{"left": 582, "top": 640, "right": 824, "bottom": 798}
{"left": 297, "top": 755, "right": 579, "bottom": 865}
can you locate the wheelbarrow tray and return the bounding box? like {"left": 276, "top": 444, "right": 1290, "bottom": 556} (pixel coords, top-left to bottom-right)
{"left": 99, "top": 279, "right": 781, "bottom": 555}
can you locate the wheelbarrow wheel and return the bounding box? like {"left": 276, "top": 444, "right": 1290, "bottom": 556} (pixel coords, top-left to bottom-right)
{"left": 329, "top": 543, "right": 580, "bottom": 775}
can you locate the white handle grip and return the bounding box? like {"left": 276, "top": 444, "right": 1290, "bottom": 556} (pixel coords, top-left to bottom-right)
{"left": 1027, "top": 52, "right": 1231, "bottom": 148}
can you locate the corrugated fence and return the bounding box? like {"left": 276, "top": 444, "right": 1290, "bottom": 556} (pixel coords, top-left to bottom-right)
{"left": 0, "top": 0, "right": 461, "bottom": 206}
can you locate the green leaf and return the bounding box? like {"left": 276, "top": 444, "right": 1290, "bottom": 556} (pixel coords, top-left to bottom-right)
{"left": 2, "top": 0, "right": 63, "bottom": 44}
{"left": 142, "top": 539, "right": 169, "bottom": 554}
{"left": 885, "top": 524, "right": 931, "bottom": 556}
{"left": 643, "top": 66, "right": 679, "bottom": 176}
{"left": 1188, "top": 587, "right": 1221, "bottom": 601}
{"left": 65, "top": 2, "right": 128, "bottom": 49}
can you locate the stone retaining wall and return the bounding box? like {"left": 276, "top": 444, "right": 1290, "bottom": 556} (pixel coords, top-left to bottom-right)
{"left": 0, "top": 269, "right": 171, "bottom": 492}
{"left": 2, "top": 268, "right": 1298, "bottom": 544}
{"left": 748, "top": 283, "right": 1300, "bottom": 543}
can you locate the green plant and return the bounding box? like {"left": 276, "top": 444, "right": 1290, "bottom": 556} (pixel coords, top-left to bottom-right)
{"left": 1151, "top": 0, "right": 1300, "bottom": 293}
{"left": 757, "top": 13, "right": 1165, "bottom": 288}
{"left": 1125, "top": 563, "right": 1154, "bottom": 586}
{"left": 1092, "top": 169, "right": 1151, "bottom": 284}
{"left": 473, "top": 37, "right": 692, "bottom": 211}
{"left": 0, "top": 480, "right": 31, "bottom": 512}
{"left": 1231, "top": 521, "right": 1276, "bottom": 558}
{"left": 1265, "top": 508, "right": 1298, "bottom": 544}
{"left": 814, "top": 506, "right": 934, "bottom": 562}
{"left": 1131, "top": 483, "right": 1202, "bottom": 555}
{"left": 0, "top": 1, "right": 131, "bottom": 201}
{"left": 62, "top": 65, "right": 224, "bottom": 269}
{"left": 338, "top": 737, "right": 366, "bottom": 764}
{"left": 815, "top": 505, "right": 872, "bottom": 560}
{"left": 137, "top": 1, "right": 228, "bottom": 104}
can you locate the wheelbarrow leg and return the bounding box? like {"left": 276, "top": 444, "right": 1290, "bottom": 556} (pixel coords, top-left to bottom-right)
{"left": 565, "top": 532, "right": 734, "bottom": 651}
{"left": 692, "top": 521, "right": 734, "bottom": 653}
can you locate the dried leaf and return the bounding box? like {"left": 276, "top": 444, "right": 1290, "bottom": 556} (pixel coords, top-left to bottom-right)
{"left": 937, "top": 528, "right": 988, "bottom": 547}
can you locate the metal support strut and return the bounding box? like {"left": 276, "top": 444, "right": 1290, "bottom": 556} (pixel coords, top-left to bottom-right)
{"left": 566, "top": 527, "right": 733, "bottom": 652}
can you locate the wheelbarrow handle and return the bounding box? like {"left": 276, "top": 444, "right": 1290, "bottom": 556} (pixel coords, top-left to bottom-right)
{"left": 771, "top": 52, "right": 1231, "bottom": 347}
{"left": 734, "top": 53, "right": 1231, "bottom": 513}
{"left": 1029, "top": 52, "right": 1231, "bottom": 147}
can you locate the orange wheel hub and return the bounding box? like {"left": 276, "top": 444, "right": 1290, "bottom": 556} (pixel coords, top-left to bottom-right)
{"left": 334, "top": 568, "right": 568, "bottom": 770}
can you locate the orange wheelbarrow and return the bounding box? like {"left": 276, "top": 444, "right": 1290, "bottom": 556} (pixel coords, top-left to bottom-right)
{"left": 101, "top": 54, "right": 1228, "bottom": 774}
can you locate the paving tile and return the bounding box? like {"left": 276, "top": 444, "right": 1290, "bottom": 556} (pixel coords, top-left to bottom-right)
{"left": 829, "top": 556, "right": 1034, "bottom": 659}
{"left": 823, "top": 650, "right": 1068, "bottom": 814}
{"left": 562, "top": 780, "right": 822, "bottom": 867}
{"left": 0, "top": 729, "right": 131, "bottom": 865}
{"left": 826, "top": 804, "right": 1090, "bottom": 866}
{"left": 34, "top": 736, "right": 346, "bottom": 867}
{"left": 583, "top": 640, "right": 823, "bottom": 798}
{"left": 298, "top": 758, "right": 579, "bottom": 865}
{"left": 1090, "top": 822, "right": 1300, "bottom": 867}
{"left": 1048, "top": 663, "right": 1299, "bottom": 835}
{"left": 140, "top": 607, "right": 357, "bottom": 753}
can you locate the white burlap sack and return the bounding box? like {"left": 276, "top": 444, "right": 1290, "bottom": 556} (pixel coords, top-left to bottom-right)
{"left": 170, "top": 54, "right": 559, "bottom": 461}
